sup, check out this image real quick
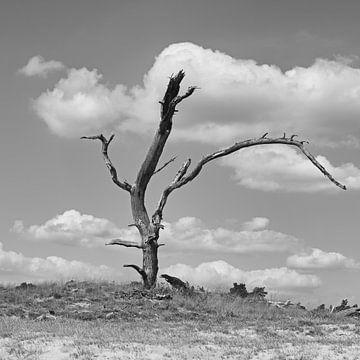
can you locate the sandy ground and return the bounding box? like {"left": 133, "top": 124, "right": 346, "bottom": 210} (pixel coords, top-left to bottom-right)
{"left": 1, "top": 324, "right": 360, "bottom": 360}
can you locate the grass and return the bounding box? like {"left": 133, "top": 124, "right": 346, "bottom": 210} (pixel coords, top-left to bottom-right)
{"left": 0, "top": 280, "right": 359, "bottom": 359}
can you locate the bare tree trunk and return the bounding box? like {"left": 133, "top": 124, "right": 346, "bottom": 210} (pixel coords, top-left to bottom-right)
{"left": 82, "top": 70, "right": 346, "bottom": 289}
{"left": 129, "top": 188, "right": 160, "bottom": 289}
{"left": 142, "top": 241, "right": 158, "bottom": 288}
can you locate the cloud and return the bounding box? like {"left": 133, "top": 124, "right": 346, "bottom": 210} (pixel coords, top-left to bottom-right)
{"left": 13, "top": 209, "right": 139, "bottom": 248}
{"left": 287, "top": 248, "right": 360, "bottom": 270}
{"left": 32, "top": 42, "right": 360, "bottom": 148}
{"left": 0, "top": 242, "right": 121, "bottom": 283}
{"left": 30, "top": 44, "right": 360, "bottom": 193}
{"left": 241, "top": 217, "right": 270, "bottom": 231}
{"left": 161, "top": 260, "right": 320, "bottom": 290}
{"left": 18, "top": 55, "right": 64, "bottom": 77}
{"left": 160, "top": 216, "right": 301, "bottom": 254}
{"left": 221, "top": 145, "right": 360, "bottom": 192}
{"left": 34, "top": 68, "right": 131, "bottom": 137}
{"left": 17, "top": 211, "right": 360, "bottom": 275}
{"left": 14, "top": 211, "right": 300, "bottom": 254}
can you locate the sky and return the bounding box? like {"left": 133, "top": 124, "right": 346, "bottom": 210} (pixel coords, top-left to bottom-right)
{"left": 1, "top": 0, "right": 360, "bottom": 306}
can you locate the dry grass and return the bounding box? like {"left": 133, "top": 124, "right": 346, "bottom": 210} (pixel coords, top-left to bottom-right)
{"left": 0, "top": 281, "right": 359, "bottom": 359}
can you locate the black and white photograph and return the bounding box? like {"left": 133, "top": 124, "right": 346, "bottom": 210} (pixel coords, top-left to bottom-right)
{"left": 1, "top": 0, "right": 360, "bottom": 358}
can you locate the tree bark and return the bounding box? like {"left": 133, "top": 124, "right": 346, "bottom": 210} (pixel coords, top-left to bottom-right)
{"left": 129, "top": 187, "right": 158, "bottom": 288}
{"left": 142, "top": 241, "right": 159, "bottom": 288}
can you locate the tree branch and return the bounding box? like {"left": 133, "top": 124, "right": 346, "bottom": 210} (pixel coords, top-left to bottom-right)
{"left": 105, "top": 239, "right": 143, "bottom": 249}
{"left": 152, "top": 158, "right": 191, "bottom": 225}
{"left": 81, "top": 134, "right": 132, "bottom": 192}
{"left": 135, "top": 71, "right": 196, "bottom": 196}
{"left": 173, "top": 158, "right": 192, "bottom": 183}
{"left": 152, "top": 134, "right": 346, "bottom": 224}
{"left": 172, "top": 86, "right": 198, "bottom": 107}
{"left": 153, "top": 156, "right": 177, "bottom": 176}
{"left": 123, "top": 264, "right": 148, "bottom": 285}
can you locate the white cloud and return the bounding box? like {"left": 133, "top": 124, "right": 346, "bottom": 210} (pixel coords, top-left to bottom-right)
{"left": 241, "top": 217, "right": 270, "bottom": 231}
{"left": 14, "top": 211, "right": 299, "bottom": 254}
{"left": 13, "top": 209, "right": 139, "bottom": 248}
{"left": 161, "top": 260, "right": 320, "bottom": 290}
{"left": 30, "top": 44, "right": 360, "bottom": 194}
{"left": 221, "top": 145, "right": 360, "bottom": 192}
{"left": 287, "top": 248, "right": 360, "bottom": 270}
{"left": 34, "top": 68, "right": 131, "bottom": 137}
{"left": 160, "top": 217, "right": 301, "bottom": 254}
{"left": 32, "top": 42, "right": 360, "bottom": 148}
{"left": 19, "top": 55, "right": 64, "bottom": 77}
{"left": 0, "top": 242, "right": 121, "bottom": 283}
{"left": 17, "top": 212, "right": 359, "bottom": 275}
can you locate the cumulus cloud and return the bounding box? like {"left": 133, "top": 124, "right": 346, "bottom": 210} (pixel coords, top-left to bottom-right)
{"left": 14, "top": 211, "right": 300, "bottom": 254}
{"left": 17, "top": 211, "right": 360, "bottom": 275}
{"left": 287, "top": 248, "right": 360, "bottom": 270}
{"left": 160, "top": 216, "right": 301, "bottom": 254}
{"left": 13, "top": 209, "right": 139, "bottom": 248}
{"left": 221, "top": 145, "right": 360, "bottom": 192}
{"left": 18, "top": 55, "right": 64, "bottom": 77}
{"left": 241, "top": 217, "right": 270, "bottom": 231}
{"left": 29, "top": 43, "right": 360, "bottom": 193}
{"left": 32, "top": 42, "right": 360, "bottom": 148}
{"left": 34, "top": 68, "right": 131, "bottom": 137}
{"left": 0, "top": 242, "right": 121, "bottom": 283}
{"left": 162, "top": 260, "right": 320, "bottom": 290}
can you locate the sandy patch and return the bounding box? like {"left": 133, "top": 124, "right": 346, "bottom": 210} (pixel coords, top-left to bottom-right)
{"left": 1, "top": 323, "right": 360, "bottom": 360}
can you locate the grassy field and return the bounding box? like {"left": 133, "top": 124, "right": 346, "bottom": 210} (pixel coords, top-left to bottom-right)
{"left": 0, "top": 281, "right": 359, "bottom": 359}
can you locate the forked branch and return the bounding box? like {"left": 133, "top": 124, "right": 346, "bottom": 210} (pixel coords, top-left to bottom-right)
{"left": 135, "top": 71, "right": 196, "bottom": 196}
{"left": 81, "top": 134, "right": 132, "bottom": 192}
{"left": 152, "top": 134, "right": 346, "bottom": 224}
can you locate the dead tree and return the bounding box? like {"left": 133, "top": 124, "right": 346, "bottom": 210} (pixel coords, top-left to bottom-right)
{"left": 82, "top": 70, "right": 346, "bottom": 289}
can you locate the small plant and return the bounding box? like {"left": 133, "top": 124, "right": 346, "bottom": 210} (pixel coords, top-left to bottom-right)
{"left": 229, "top": 283, "right": 268, "bottom": 300}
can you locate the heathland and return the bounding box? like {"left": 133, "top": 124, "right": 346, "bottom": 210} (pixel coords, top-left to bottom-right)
{"left": 0, "top": 280, "right": 359, "bottom": 359}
